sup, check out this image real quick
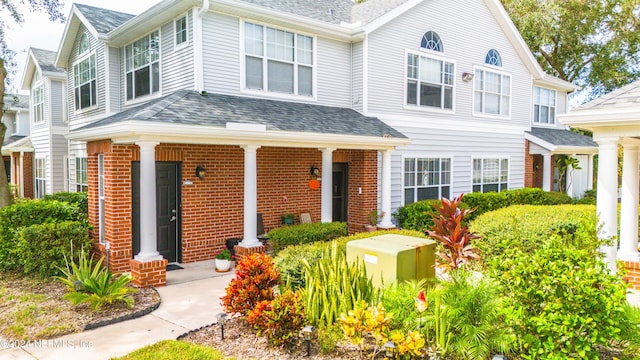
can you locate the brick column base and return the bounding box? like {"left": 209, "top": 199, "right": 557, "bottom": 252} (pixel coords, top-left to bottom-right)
{"left": 234, "top": 245, "right": 267, "bottom": 262}
{"left": 129, "top": 258, "right": 168, "bottom": 288}
{"left": 623, "top": 261, "right": 640, "bottom": 290}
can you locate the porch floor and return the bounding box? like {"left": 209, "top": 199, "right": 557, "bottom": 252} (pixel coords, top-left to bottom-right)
{"left": 166, "top": 259, "right": 235, "bottom": 285}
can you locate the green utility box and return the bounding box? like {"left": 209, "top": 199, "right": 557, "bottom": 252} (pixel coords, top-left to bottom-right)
{"left": 346, "top": 234, "right": 436, "bottom": 287}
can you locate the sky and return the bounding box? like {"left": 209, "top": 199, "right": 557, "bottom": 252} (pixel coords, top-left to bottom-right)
{"left": 2, "top": 0, "right": 162, "bottom": 94}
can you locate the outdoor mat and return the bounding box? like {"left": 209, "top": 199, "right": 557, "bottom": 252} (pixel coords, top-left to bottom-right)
{"left": 166, "top": 264, "right": 184, "bottom": 271}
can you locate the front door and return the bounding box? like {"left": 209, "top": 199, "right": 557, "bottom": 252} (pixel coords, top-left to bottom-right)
{"left": 132, "top": 162, "right": 181, "bottom": 263}
{"left": 332, "top": 163, "right": 348, "bottom": 222}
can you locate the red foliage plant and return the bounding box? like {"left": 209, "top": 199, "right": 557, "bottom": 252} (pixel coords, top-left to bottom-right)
{"left": 426, "top": 194, "right": 481, "bottom": 272}
{"left": 221, "top": 252, "right": 280, "bottom": 316}
{"left": 246, "top": 289, "right": 306, "bottom": 346}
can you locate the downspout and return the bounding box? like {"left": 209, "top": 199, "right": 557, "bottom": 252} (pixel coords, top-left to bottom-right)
{"left": 194, "top": 0, "right": 210, "bottom": 92}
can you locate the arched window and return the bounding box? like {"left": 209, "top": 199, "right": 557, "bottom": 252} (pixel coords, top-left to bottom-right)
{"left": 421, "top": 31, "right": 443, "bottom": 52}
{"left": 78, "top": 33, "right": 89, "bottom": 55}
{"left": 485, "top": 49, "right": 502, "bottom": 67}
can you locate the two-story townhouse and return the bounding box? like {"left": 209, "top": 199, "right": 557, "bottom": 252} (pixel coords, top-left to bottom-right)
{"left": 17, "top": 48, "right": 68, "bottom": 198}
{"left": 50, "top": 0, "right": 595, "bottom": 287}
{"left": 1, "top": 94, "right": 31, "bottom": 197}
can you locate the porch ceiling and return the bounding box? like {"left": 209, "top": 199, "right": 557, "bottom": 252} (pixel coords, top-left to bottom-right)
{"left": 67, "top": 90, "right": 410, "bottom": 150}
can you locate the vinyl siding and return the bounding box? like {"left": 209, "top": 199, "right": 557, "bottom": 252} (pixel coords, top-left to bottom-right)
{"left": 202, "top": 12, "right": 240, "bottom": 95}
{"left": 351, "top": 41, "right": 363, "bottom": 112}
{"left": 315, "top": 37, "right": 350, "bottom": 107}
{"left": 50, "top": 133, "right": 68, "bottom": 193}
{"left": 108, "top": 46, "right": 122, "bottom": 114}
{"left": 161, "top": 11, "right": 195, "bottom": 93}
{"left": 50, "top": 80, "right": 65, "bottom": 126}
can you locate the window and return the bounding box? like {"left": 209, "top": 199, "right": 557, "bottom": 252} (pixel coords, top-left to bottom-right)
{"left": 533, "top": 87, "right": 556, "bottom": 125}
{"left": 421, "top": 31, "right": 443, "bottom": 52}
{"left": 32, "top": 84, "right": 44, "bottom": 123}
{"left": 474, "top": 68, "right": 510, "bottom": 116}
{"left": 75, "top": 157, "right": 88, "bottom": 192}
{"left": 73, "top": 54, "right": 97, "bottom": 110}
{"left": 404, "top": 157, "right": 451, "bottom": 204}
{"left": 244, "top": 22, "right": 313, "bottom": 96}
{"left": 473, "top": 158, "right": 508, "bottom": 193}
{"left": 175, "top": 15, "right": 187, "bottom": 46}
{"left": 125, "top": 31, "right": 160, "bottom": 101}
{"left": 485, "top": 49, "right": 502, "bottom": 67}
{"left": 78, "top": 33, "right": 89, "bottom": 55}
{"left": 98, "top": 154, "right": 105, "bottom": 244}
{"left": 406, "top": 53, "right": 454, "bottom": 109}
{"left": 34, "top": 157, "right": 46, "bottom": 199}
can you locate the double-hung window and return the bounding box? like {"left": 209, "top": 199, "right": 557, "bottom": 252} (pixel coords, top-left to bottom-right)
{"left": 34, "top": 157, "right": 46, "bottom": 199}
{"left": 73, "top": 54, "right": 97, "bottom": 110}
{"left": 244, "top": 22, "right": 313, "bottom": 96}
{"left": 404, "top": 157, "right": 451, "bottom": 204}
{"left": 472, "top": 158, "right": 508, "bottom": 193}
{"left": 533, "top": 87, "right": 556, "bottom": 125}
{"left": 75, "top": 157, "right": 88, "bottom": 192}
{"left": 474, "top": 49, "right": 510, "bottom": 117}
{"left": 175, "top": 15, "right": 187, "bottom": 46}
{"left": 98, "top": 154, "right": 105, "bottom": 244}
{"left": 125, "top": 31, "right": 160, "bottom": 101}
{"left": 32, "top": 84, "right": 44, "bottom": 123}
{"left": 406, "top": 54, "right": 454, "bottom": 110}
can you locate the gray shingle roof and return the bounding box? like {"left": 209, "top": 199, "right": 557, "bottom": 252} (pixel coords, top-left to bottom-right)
{"left": 3, "top": 135, "right": 26, "bottom": 147}
{"left": 351, "top": 0, "right": 412, "bottom": 24}
{"left": 527, "top": 127, "right": 597, "bottom": 148}
{"left": 76, "top": 90, "right": 407, "bottom": 139}
{"left": 3, "top": 94, "right": 29, "bottom": 109}
{"left": 238, "top": 0, "right": 353, "bottom": 24}
{"left": 75, "top": 3, "right": 135, "bottom": 34}
{"left": 573, "top": 80, "right": 640, "bottom": 111}
{"left": 31, "top": 48, "right": 65, "bottom": 74}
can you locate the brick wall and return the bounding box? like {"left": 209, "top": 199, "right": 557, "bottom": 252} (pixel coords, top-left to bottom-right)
{"left": 524, "top": 141, "right": 535, "bottom": 188}
{"left": 623, "top": 261, "right": 640, "bottom": 290}
{"left": 11, "top": 152, "right": 35, "bottom": 199}
{"left": 86, "top": 141, "right": 378, "bottom": 273}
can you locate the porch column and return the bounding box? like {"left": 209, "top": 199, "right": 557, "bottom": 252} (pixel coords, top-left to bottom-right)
{"left": 135, "top": 141, "right": 162, "bottom": 262}
{"left": 542, "top": 154, "right": 552, "bottom": 192}
{"left": 596, "top": 138, "right": 619, "bottom": 272}
{"left": 619, "top": 142, "right": 640, "bottom": 261}
{"left": 320, "top": 148, "right": 335, "bottom": 223}
{"left": 19, "top": 152, "right": 24, "bottom": 197}
{"left": 587, "top": 154, "right": 594, "bottom": 190}
{"left": 379, "top": 150, "right": 394, "bottom": 229}
{"left": 240, "top": 145, "right": 261, "bottom": 247}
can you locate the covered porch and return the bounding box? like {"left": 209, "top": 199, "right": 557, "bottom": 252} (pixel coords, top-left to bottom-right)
{"left": 559, "top": 80, "right": 640, "bottom": 289}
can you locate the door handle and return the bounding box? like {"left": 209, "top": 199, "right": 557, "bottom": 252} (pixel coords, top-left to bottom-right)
{"left": 170, "top": 215, "right": 176, "bottom": 222}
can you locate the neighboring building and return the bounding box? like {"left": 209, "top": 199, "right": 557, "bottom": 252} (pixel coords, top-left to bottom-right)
{"left": 46, "top": 0, "right": 595, "bottom": 286}
{"left": 18, "top": 48, "right": 68, "bottom": 198}
{"left": 1, "top": 94, "right": 31, "bottom": 197}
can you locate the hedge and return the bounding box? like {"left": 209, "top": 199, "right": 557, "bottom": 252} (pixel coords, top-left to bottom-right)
{"left": 274, "top": 229, "right": 427, "bottom": 290}
{"left": 392, "top": 199, "right": 442, "bottom": 233}
{"left": 267, "top": 222, "right": 347, "bottom": 253}
{"left": 43, "top": 192, "right": 88, "bottom": 219}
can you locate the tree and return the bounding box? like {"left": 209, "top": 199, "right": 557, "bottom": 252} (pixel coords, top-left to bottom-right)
{"left": 501, "top": 0, "right": 640, "bottom": 101}
{"left": 0, "top": 1, "right": 64, "bottom": 208}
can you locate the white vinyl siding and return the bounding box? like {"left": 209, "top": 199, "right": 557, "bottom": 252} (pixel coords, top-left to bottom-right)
{"left": 472, "top": 158, "right": 509, "bottom": 193}
{"left": 403, "top": 157, "right": 451, "bottom": 204}
{"left": 125, "top": 31, "right": 161, "bottom": 101}
{"left": 473, "top": 67, "right": 511, "bottom": 117}
{"left": 50, "top": 81, "right": 65, "bottom": 125}
{"left": 161, "top": 13, "right": 194, "bottom": 94}
{"left": 533, "top": 87, "right": 556, "bottom": 125}
{"left": 351, "top": 41, "right": 363, "bottom": 112}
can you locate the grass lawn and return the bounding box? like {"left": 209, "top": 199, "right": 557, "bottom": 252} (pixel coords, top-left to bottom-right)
{"left": 111, "top": 340, "right": 229, "bottom": 360}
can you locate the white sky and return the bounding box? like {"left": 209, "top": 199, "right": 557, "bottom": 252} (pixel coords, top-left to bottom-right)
{"left": 2, "top": 0, "right": 162, "bottom": 94}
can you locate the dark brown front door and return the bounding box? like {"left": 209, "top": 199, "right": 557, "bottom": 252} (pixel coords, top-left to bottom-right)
{"left": 332, "top": 163, "right": 348, "bottom": 222}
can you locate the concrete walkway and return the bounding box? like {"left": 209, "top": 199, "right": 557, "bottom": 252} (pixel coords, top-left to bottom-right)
{"left": 0, "top": 261, "right": 233, "bottom": 360}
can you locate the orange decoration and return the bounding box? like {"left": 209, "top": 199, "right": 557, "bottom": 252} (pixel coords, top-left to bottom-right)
{"left": 309, "top": 179, "right": 320, "bottom": 190}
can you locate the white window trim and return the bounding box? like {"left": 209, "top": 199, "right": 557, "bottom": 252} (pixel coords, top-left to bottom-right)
{"left": 532, "top": 86, "right": 557, "bottom": 127}
{"left": 75, "top": 157, "right": 88, "bottom": 192}
{"left": 31, "top": 81, "right": 45, "bottom": 124}
{"left": 239, "top": 19, "right": 318, "bottom": 101}
{"left": 98, "top": 154, "right": 105, "bottom": 244}
{"left": 403, "top": 49, "right": 456, "bottom": 114}
{"left": 472, "top": 65, "right": 512, "bottom": 120}
{"left": 72, "top": 50, "right": 98, "bottom": 113}
{"left": 471, "top": 156, "right": 510, "bottom": 193}
{"left": 124, "top": 29, "right": 163, "bottom": 105}
{"left": 401, "top": 154, "right": 454, "bottom": 206}
{"left": 34, "top": 157, "right": 47, "bottom": 199}
{"left": 174, "top": 13, "right": 189, "bottom": 50}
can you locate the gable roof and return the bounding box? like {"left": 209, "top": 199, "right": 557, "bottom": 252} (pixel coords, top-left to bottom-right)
{"left": 74, "top": 4, "right": 135, "bottom": 34}
{"left": 21, "top": 48, "right": 66, "bottom": 90}
{"left": 69, "top": 90, "right": 409, "bottom": 150}
{"left": 572, "top": 80, "right": 640, "bottom": 112}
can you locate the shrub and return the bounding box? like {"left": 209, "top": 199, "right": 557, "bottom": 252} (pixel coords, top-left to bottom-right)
{"left": 302, "top": 241, "right": 376, "bottom": 328}
{"left": 462, "top": 188, "right": 573, "bottom": 221}
{"left": 498, "top": 237, "right": 628, "bottom": 358}
{"left": 0, "top": 199, "right": 87, "bottom": 272}
{"left": 275, "top": 229, "right": 427, "bottom": 290}
{"left": 339, "top": 301, "right": 393, "bottom": 356}
{"left": 317, "top": 324, "right": 343, "bottom": 354}
{"left": 221, "top": 253, "right": 280, "bottom": 316}
{"left": 575, "top": 188, "right": 597, "bottom": 204}
{"left": 42, "top": 192, "right": 88, "bottom": 219}
{"left": 246, "top": 289, "right": 306, "bottom": 346}
{"left": 392, "top": 199, "right": 442, "bottom": 232}
{"left": 57, "top": 249, "right": 137, "bottom": 311}
{"left": 381, "top": 279, "right": 429, "bottom": 332}
{"left": 267, "top": 222, "right": 347, "bottom": 253}
{"left": 17, "top": 221, "right": 92, "bottom": 277}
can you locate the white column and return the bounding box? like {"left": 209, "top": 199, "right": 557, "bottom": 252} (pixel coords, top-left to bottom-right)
{"left": 320, "top": 148, "right": 335, "bottom": 223}
{"left": 239, "top": 145, "right": 261, "bottom": 247}
{"left": 596, "top": 138, "right": 619, "bottom": 272}
{"left": 135, "top": 141, "right": 162, "bottom": 262}
{"left": 19, "top": 152, "right": 24, "bottom": 197}
{"left": 619, "top": 143, "right": 640, "bottom": 261}
{"left": 566, "top": 154, "right": 577, "bottom": 196}
{"left": 379, "top": 150, "right": 394, "bottom": 229}
{"left": 542, "top": 154, "right": 552, "bottom": 192}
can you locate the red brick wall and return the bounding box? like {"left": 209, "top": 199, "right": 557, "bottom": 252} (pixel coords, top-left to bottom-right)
{"left": 11, "top": 152, "right": 35, "bottom": 199}
{"left": 86, "top": 141, "right": 378, "bottom": 272}
{"left": 524, "top": 141, "right": 535, "bottom": 188}
{"left": 623, "top": 261, "right": 640, "bottom": 290}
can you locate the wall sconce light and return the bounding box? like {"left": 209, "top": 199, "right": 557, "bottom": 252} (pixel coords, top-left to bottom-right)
{"left": 384, "top": 340, "right": 396, "bottom": 359}
{"left": 217, "top": 312, "right": 228, "bottom": 340}
{"left": 301, "top": 325, "right": 315, "bottom": 356}
{"left": 462, "top": 72, "right": 474, "bottom": 82}
{"left": 195, "top": 165, "right": 206, "bottom": 180}
{"left": 309, "top": 165, "right": 320, "bottom": 177}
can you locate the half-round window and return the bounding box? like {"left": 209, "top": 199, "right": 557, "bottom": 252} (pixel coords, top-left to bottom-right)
{"left": 485, "top": 49, "right": 502, "bottom": 67}
{"left": 78, "top": 33, "right": 90, "bottom": 55}
{"left": 421, "top": 31, "right": 443, "bottom": 52}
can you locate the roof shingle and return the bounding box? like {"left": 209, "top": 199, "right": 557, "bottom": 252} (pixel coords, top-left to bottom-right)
{"left": 75, "top": 3, "right": 135, "bottom": 34}
{"left": 527, "top": 127, "right": 597, "bottom": 148}
{"left": 573, "top": 80, "right": 640, "bottom": 111}
{"left": 31, "top": 48, "right": 64, "bottom": 74}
